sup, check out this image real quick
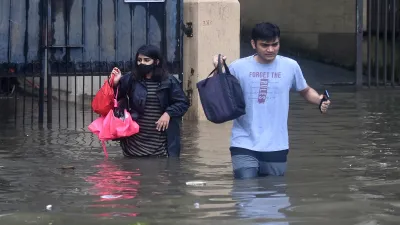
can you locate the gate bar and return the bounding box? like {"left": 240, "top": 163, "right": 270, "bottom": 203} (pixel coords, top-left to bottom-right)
{"left": 384, "top": 0, "right": 388, "bottom": 86}
{"left": 81, "top": 0, "right": 86, "bottom": 127}
{"left": 367, "top": 0, "right": 372, "bottom": 87}
{"left": 65, "top": 0, "right": 70, "bottom": 127}
{"left": 356, "top": 0, "right": 364, "bottom": 86}
{"left": 7, "top": 0, "right": 12, "bottom": 63}
{"left": 146, "top": 3, "right": 150, "bottom": 45}
{"left": 46, "top": 0, "right": 53, "bottom": 124}
{"left": 39, "top": 0, "right": 46, "bottom": 124}
{"left": 391, "top": 0, "right": 397, "bottom": 86}
{"left": 375, "top": 0, "right": 381, "bottom": 86}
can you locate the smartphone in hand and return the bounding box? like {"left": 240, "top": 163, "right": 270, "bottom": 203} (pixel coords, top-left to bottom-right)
{"left": 319, "top": 90, "right": 330, "bottom": 113}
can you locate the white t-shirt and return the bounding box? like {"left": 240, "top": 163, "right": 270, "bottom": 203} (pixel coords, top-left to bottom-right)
{"left": 229, "top": 55, "right": 308, "bottom": 152}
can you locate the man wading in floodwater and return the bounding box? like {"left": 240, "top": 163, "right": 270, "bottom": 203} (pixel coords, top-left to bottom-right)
{"left": 213, "top": 22, "right": 331, "bottom": 179}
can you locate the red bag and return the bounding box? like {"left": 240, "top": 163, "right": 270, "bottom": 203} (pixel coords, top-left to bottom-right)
{"left": 92, "top": 68, "right": 120, "bottom": 116}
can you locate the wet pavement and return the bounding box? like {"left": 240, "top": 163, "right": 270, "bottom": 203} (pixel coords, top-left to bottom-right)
{"left": 1, "top": 50, "right": 400, "bottom": 224}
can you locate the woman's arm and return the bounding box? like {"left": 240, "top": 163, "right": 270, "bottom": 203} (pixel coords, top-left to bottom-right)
{"left": 165, "top": 76, "right": 190, "bottom": 117}
{"left": 114, "top": 72, "right": 132, "bottom": 100}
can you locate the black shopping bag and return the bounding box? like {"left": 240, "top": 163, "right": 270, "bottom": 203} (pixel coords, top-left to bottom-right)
{"left": 196, "top": 54, "right": 246, "bottom": 124}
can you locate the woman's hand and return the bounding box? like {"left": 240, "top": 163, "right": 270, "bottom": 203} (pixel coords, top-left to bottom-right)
{"left": 111, "top": 67, "right": 122, "bottom": 86}
{"left": 156, "top": 112, "right": 170, "bottom": 131}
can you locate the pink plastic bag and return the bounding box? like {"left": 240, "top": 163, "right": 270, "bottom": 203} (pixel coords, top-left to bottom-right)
{"left": 88, "top": 117, "right": 109, "bottom": 157}
{"left": 88, "top": 88, "right": 140, "bottom": 158}
{"left": 102, "top": 109, "right": 140, "bottom": 140}
{"left": 88, "top": 116, "right": 104, "bottom": 137}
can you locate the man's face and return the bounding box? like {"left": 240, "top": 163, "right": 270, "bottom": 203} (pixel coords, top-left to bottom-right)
{"left": 251, "top": 38, "right": 280, "bottom": 62}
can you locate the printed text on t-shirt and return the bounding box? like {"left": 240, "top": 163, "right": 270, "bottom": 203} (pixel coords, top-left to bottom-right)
{"left": 249, "top": 72, "right": 282, "bottom": 103}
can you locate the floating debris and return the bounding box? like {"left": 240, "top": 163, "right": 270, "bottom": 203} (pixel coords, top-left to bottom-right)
{"left": 58, "top": 166, "right": 75, "bottom": 170}
{"left": 46, "top": 205, "right": 52, "bottom": 211}
{"left": 101, "top": 195, "right": 122, "bottom": 199}
{"left": 186, "top": 181, "right": 207, "bottom": 186}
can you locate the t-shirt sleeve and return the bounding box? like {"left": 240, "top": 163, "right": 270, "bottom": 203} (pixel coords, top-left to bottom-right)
{"left": 292, "top": 62, "right": 308, "bottom": 91}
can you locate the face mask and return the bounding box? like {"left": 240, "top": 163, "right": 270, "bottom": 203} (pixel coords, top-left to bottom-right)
{"left": 137, "top": 64, "right": 155, "bottom": 75}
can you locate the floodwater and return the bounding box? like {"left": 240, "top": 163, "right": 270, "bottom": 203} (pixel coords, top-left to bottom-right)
{"left": 1, "top": 87, "right": 400, "bottom": 225}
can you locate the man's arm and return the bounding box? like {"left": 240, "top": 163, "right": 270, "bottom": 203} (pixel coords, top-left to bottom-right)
{"left": 292, "top": 62, "right": 330, "bottom": 113}
{"left": 299, "top": 86, "right": 322, "bottom": 105}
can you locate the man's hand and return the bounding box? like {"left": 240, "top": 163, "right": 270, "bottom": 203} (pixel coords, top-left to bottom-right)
{"left": 212, "top": 54, "right": 227, "bottom": 68}
{"left": 156, "top": 112, "right": 170, "bottom": 131}
{"left": 319, "top": 95, "right": 331, "bottom": 113}
{"left": 300, "top": 87, "right": 331, "bottom": 113}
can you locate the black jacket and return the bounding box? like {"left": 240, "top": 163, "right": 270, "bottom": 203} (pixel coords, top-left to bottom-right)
{"left": 116, "top": 73, "right": 189, "bottom": 157}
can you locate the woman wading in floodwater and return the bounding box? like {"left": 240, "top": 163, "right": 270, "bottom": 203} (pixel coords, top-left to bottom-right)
{"left": 113, "top": 45, "right": 189, "bottom": 157}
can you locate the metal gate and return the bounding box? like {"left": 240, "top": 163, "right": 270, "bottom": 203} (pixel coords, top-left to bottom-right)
{"left": 0, "top": 0, "right": 183, "bottom": 128}
{"left": 356, "top": 0, "right": 399, "bottom": 87}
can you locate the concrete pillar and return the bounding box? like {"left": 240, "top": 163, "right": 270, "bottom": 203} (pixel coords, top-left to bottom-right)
{"left": 182, "top": 0, "right": 240, "bottom": 121}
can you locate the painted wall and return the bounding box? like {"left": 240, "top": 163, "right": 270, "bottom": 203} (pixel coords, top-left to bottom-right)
{"left": 239, "top": 0, "right": 357, "bottom": 68}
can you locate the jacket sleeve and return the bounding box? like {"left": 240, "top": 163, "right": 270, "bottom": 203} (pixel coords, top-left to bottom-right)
{"left": 165, "top": 76, "right": 190, "bottom": 117}
{"left": 115, "top": 72, "right": 132, "bottom": 100}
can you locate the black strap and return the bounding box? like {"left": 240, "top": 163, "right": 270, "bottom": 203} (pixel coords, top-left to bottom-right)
{"left": 201, "top": 54, "right": 231, "bottom": 88}
{"left": 206, "top": 54, "right": 231, "bottom": 79}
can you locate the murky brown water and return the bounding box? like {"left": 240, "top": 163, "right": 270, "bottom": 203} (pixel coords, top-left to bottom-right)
{"left": 1, "top": 87, "right": 400, "bottom": 225}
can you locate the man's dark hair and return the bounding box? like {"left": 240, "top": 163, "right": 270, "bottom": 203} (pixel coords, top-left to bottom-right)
{"left": 132, "top": 44, "right": 168, "bottom": 82}
{"left": 251, "top": 22, "right": 280, "bottom": 42}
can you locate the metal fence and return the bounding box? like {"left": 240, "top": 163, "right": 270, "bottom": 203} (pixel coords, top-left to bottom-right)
{"left": 0, "top": 61, "right": 43, "bottom": 125}
{"left": 0, "top": 0, "right": 183, "bottom": 128}
{"left": 357, "top": 0, "right": 400, "bottom": 87}
{"left": 45, "top": 60, "right": 136, "bottom": 128}
{"left": 0, "top": 60, "right": 135, "bottom": 128}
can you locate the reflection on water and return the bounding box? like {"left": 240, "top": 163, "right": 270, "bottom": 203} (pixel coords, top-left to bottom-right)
{"left": 0, "top": 88, "right": 400, "bottom": 224}
{"left": 232, "top": 178, "right": 290, "bottom": 225}
{"left": 85, "top": 161, "right": 140, "bottom": 218}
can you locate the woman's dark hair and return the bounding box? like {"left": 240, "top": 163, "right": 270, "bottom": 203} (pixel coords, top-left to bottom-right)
{"left": 132, "top": 44, "right": 168, "bottom": 81}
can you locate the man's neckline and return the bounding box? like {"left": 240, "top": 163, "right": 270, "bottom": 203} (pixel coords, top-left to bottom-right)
{"left": 252, "top": 54, "right": 278, "bottom": 65}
